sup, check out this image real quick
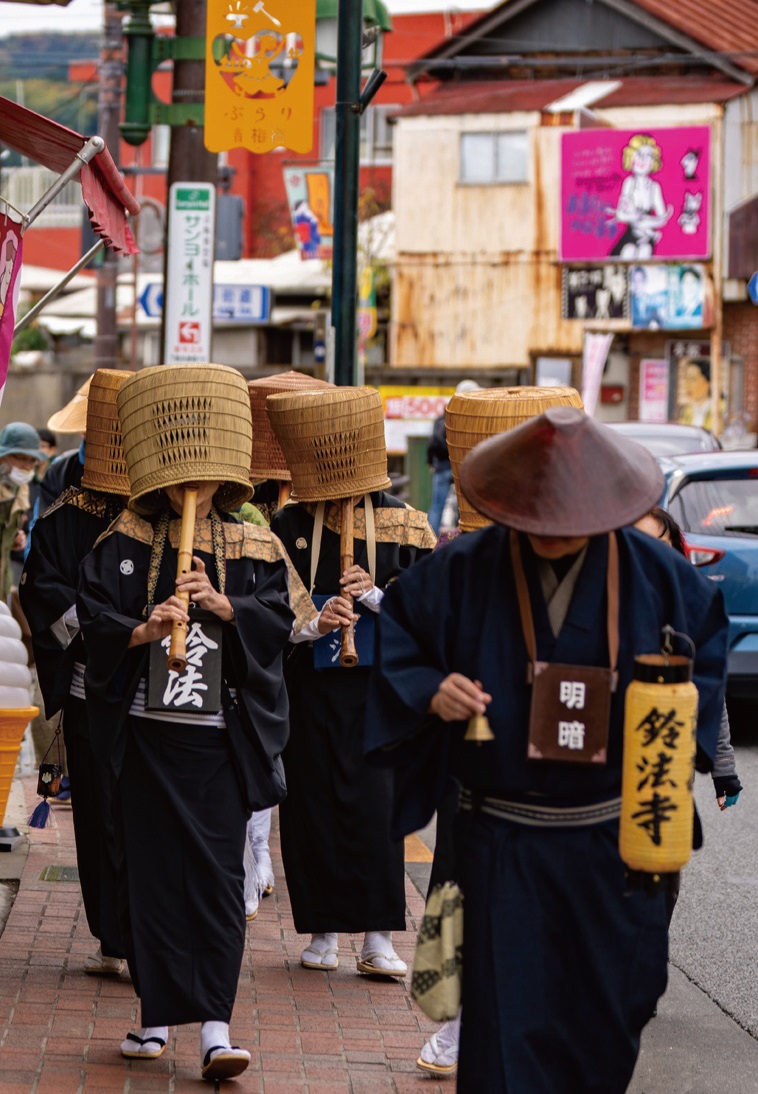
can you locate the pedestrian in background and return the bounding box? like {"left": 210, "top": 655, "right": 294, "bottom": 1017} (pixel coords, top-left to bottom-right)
{"left": 0, "top": 422, "right": 44, "bottom": 598}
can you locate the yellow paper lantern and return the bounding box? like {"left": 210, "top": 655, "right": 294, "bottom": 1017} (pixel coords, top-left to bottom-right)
{"left": 620, "top": 654, "right": 698, "bottom": 878}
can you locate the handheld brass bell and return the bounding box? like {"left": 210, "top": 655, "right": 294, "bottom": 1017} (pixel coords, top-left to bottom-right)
{"left": 464, "top": 712, "right": 495, "bottom": 744}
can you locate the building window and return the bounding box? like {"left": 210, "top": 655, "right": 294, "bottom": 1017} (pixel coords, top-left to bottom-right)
{"left": 320, "top": 104, "right": 398, "bottom": 164}
{"left": 460, "top": 131, "right": 529, "bottom": 184}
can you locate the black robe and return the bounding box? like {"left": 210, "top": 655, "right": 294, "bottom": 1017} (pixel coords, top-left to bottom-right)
{"left": 365, "top": 527, "right": 728, "bottom": 1093}
{"left": 77, "top": 508, "right": 300, "bottom": 1026}
{"left": 20, "top": 487, "right": 126, "bottom": 957}
{"left": 270, "top": 492, "right": 435, "bottom": 934}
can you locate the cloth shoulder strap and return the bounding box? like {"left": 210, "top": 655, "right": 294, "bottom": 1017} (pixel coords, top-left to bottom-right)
{"left": 510, "top": 530, "right": 619, "bottom": 671}
{"left": 309, "top": 495, "right": 376, "bottom": 595}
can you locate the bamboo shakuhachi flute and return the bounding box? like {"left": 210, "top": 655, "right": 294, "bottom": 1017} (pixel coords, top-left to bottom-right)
{"left": 339, "top": 497, "right": 359, "bottom": 667}
{"left": 167, "top": 486, "right": 198, "bottom": 672}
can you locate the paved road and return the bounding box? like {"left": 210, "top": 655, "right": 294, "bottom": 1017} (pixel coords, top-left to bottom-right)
{"left": 627, "top": 715, "right": 758, "bottom": 1091}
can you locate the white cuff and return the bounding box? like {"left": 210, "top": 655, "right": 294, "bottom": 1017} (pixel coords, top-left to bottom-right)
{"left": 49, "top": 604, "right": 80, "bottom": 650}
{"left": 290, "top": 613, "right": 328, "bottom": 644}
{"left": 357, "top": 585, "right": 383, "bottom": 613}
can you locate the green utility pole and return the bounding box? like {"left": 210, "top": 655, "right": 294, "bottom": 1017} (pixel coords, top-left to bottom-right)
{"left": 331, "top": 2, "right": 386, "bottom": 387}
{"left": 331, "top": 0, "right": 363, "bottom": 388}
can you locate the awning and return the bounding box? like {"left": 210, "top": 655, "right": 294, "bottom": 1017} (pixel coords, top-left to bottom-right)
{"left": 0, "top": 96, "right": 140, "bottom": 256}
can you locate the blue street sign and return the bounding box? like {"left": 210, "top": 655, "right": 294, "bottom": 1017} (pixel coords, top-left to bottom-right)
{"left": 138, "top": 282, "right": 164, "bottom": 318}
{"left": 213, "top": 284, "right": 271, "bottom": 324}
{"left": 748, "top": 272, "right": 758, "bottom": 306}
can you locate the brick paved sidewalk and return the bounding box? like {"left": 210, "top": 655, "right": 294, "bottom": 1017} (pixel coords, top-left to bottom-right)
{"left": 0, "top": 774, "right": 448, "bottom": 1094}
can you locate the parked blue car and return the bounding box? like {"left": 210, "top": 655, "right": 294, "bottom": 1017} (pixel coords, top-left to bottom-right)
{"left": 658, "top": 450, "right": 758, "bottom": 698}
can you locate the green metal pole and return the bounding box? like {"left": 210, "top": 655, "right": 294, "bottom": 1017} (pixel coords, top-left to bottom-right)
{"left": 121, "top": 0, "right": 155, "bottom": 146}
{"left": 332, "top": 0, "right": 362, "bottom": 387}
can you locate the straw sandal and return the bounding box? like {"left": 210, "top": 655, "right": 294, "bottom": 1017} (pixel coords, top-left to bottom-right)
{"left": 416, "top": 1029, "right": 459, "bottom": 1077}
{"left": 301, "top": 938, "right": 339, "bottom": 970}
{"left": 84, "top": 946, "right": 124, "bottom": 976}
{"left": 120, "top": 1032, "right": 166, "bottom": 1060}
{"left": 201, "top": 1045, "right": 251, "bottom": 1082}
{"left": 356, "top": 951, "right": 407, "bottom": 979}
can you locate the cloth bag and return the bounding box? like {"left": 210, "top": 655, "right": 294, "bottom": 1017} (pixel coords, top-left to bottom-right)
{"left": 411, "top": 881, "right": 463, "bottom": 1020}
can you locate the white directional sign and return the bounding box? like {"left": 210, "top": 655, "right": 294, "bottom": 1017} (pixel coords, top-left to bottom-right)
{"left": 163, "top": 184, "right": 215, "bottom": 363}
{"left": 138, "top": 282, "right": 163, "bottom": 318}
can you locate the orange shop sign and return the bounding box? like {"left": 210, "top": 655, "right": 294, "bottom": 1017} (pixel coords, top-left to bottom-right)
{"left": 205, "top": 0, "right": 316, "bottom": 155}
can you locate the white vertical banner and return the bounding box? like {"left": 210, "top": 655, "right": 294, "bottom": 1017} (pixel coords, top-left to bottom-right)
{"left": 581, "top": 331, "right": 614, "bottom": 416}
{"left": 163, "top": 184, "right": 216, "bottom": 364}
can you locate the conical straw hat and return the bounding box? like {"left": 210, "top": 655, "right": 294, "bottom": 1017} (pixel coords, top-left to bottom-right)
{"left": 459, "top": 406, "right": 664, "bottom": 536}
{"left": 266, "top": 386, "right": 391, "bottom": 502}
{"left": 248, "top": 371, "right": 333, "bottom": 482}
{"left": 47, "top": 375, "right": 91, "bottom": 433}
{"left": 117, "top": 363, "right": 253, "bottom": 514}
{"left": 447, "top": 386, "right": 584, "bottom": 531}
{"left": 80, "top": 369, "right": 131, "bottom": 496}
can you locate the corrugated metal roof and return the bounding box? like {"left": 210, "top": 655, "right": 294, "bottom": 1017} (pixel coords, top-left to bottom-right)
{"left": 633, "top": 0, "right": 758, "bottom": 77}
{"left": 397, "top": 75, "right": 747, "bottom": 118}
{"left": 409, "top": 0, "right": 758, "bottom": 82}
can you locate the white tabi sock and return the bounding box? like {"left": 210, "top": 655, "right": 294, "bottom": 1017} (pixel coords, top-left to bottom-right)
{"left": 201, "top": 1020, "right": 231, "bottom": 1056}
{"left": 120, "top": 1025, "right": 168, "bottom": 1057}
{"left": 361, "top": 931, "right": 396, "bottom": 960}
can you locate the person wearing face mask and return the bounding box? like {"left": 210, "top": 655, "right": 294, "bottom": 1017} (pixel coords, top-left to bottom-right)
{"left": 0, "top": 422, "right": 45, "bottom": 600}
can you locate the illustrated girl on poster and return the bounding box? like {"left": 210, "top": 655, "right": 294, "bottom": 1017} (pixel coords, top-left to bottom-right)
{"left": 609, "top": 134, "right": 674, "bottom": 259}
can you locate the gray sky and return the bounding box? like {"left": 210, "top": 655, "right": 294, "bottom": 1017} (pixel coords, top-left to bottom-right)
{"left": 0, "top": 0, "right": 493, "bottom": 37}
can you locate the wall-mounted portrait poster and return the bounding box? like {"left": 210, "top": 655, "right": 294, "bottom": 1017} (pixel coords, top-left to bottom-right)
{"left": 675, "top": 355, "right": 723, "bottom": 432}
{"left": 629, "top": 264, "right": 708, "bottom": 330}
{"left": 629, "top": 264, "right": 668, "bottom": 329}
{"left": 560, "top": 126, "right": 711, "bottom": 262}
{"left": 669, "top": 264, "right": 706, "bottom": 329}
{"left": 562, "top": 265, "right": 628, "bottom": 320}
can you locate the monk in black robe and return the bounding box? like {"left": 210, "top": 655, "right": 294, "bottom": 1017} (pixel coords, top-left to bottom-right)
{"left": 271, "top": 492, "right": 435, "bottom": 974}
{"left": 20, "top": 485, "right": 127, "bottom": 970}
{"left": 78, "top": 481, "right": 314, "bottom": 1081}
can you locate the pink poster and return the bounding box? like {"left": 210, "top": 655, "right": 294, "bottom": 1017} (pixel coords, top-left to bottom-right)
{"left": 560, "top": 127, "right": 710, "bottom": 262}
{"left": 639, "top": 359, "right": 670, "bottom": 423}
{"left": 0, "top": 213, "right": 23, "bottom": 403}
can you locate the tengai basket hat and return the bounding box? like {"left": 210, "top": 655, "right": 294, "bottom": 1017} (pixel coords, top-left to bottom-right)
{"left": 447, "top": 386, "right": 584, "bottom": 531}
{"left": 116, "top": 363, "right": 254, "bottom": 514}
{"left": 79, "top": 369, "right": 131, "bottom": 496}
{"left": 459, "top": 406, "right": 665, "bottom": 537}
{"left": 47, "top": 375, "right": 91, "bottom": 434}
{"left": 248, "top": 370, "right": 333, "bottom": 482}
{"left": 266, "top": 385, "right": 391, "bottom": 502}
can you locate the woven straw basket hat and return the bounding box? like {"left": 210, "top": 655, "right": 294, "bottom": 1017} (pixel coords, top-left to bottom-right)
{"left": 248, "top": 371, "right": 333, "bottom": 482}
{"left": 448, "top": 386, "right": 584, "bottom": 532}
{"left": 117, "top": 364, "right": 253, "bottom": 514}
{"left": 80, "top": 369, "right": 131, "bottom": 496}
{"left": 266, "top": 386, "right": 391, "bottom": 502}
{"left": 47, "top": 375, "right": 91, "bottom": 434}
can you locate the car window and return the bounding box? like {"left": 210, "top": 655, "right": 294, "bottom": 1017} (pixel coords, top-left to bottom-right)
{"left": 670, "top": 476, "right": 758, "bottom": 536}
